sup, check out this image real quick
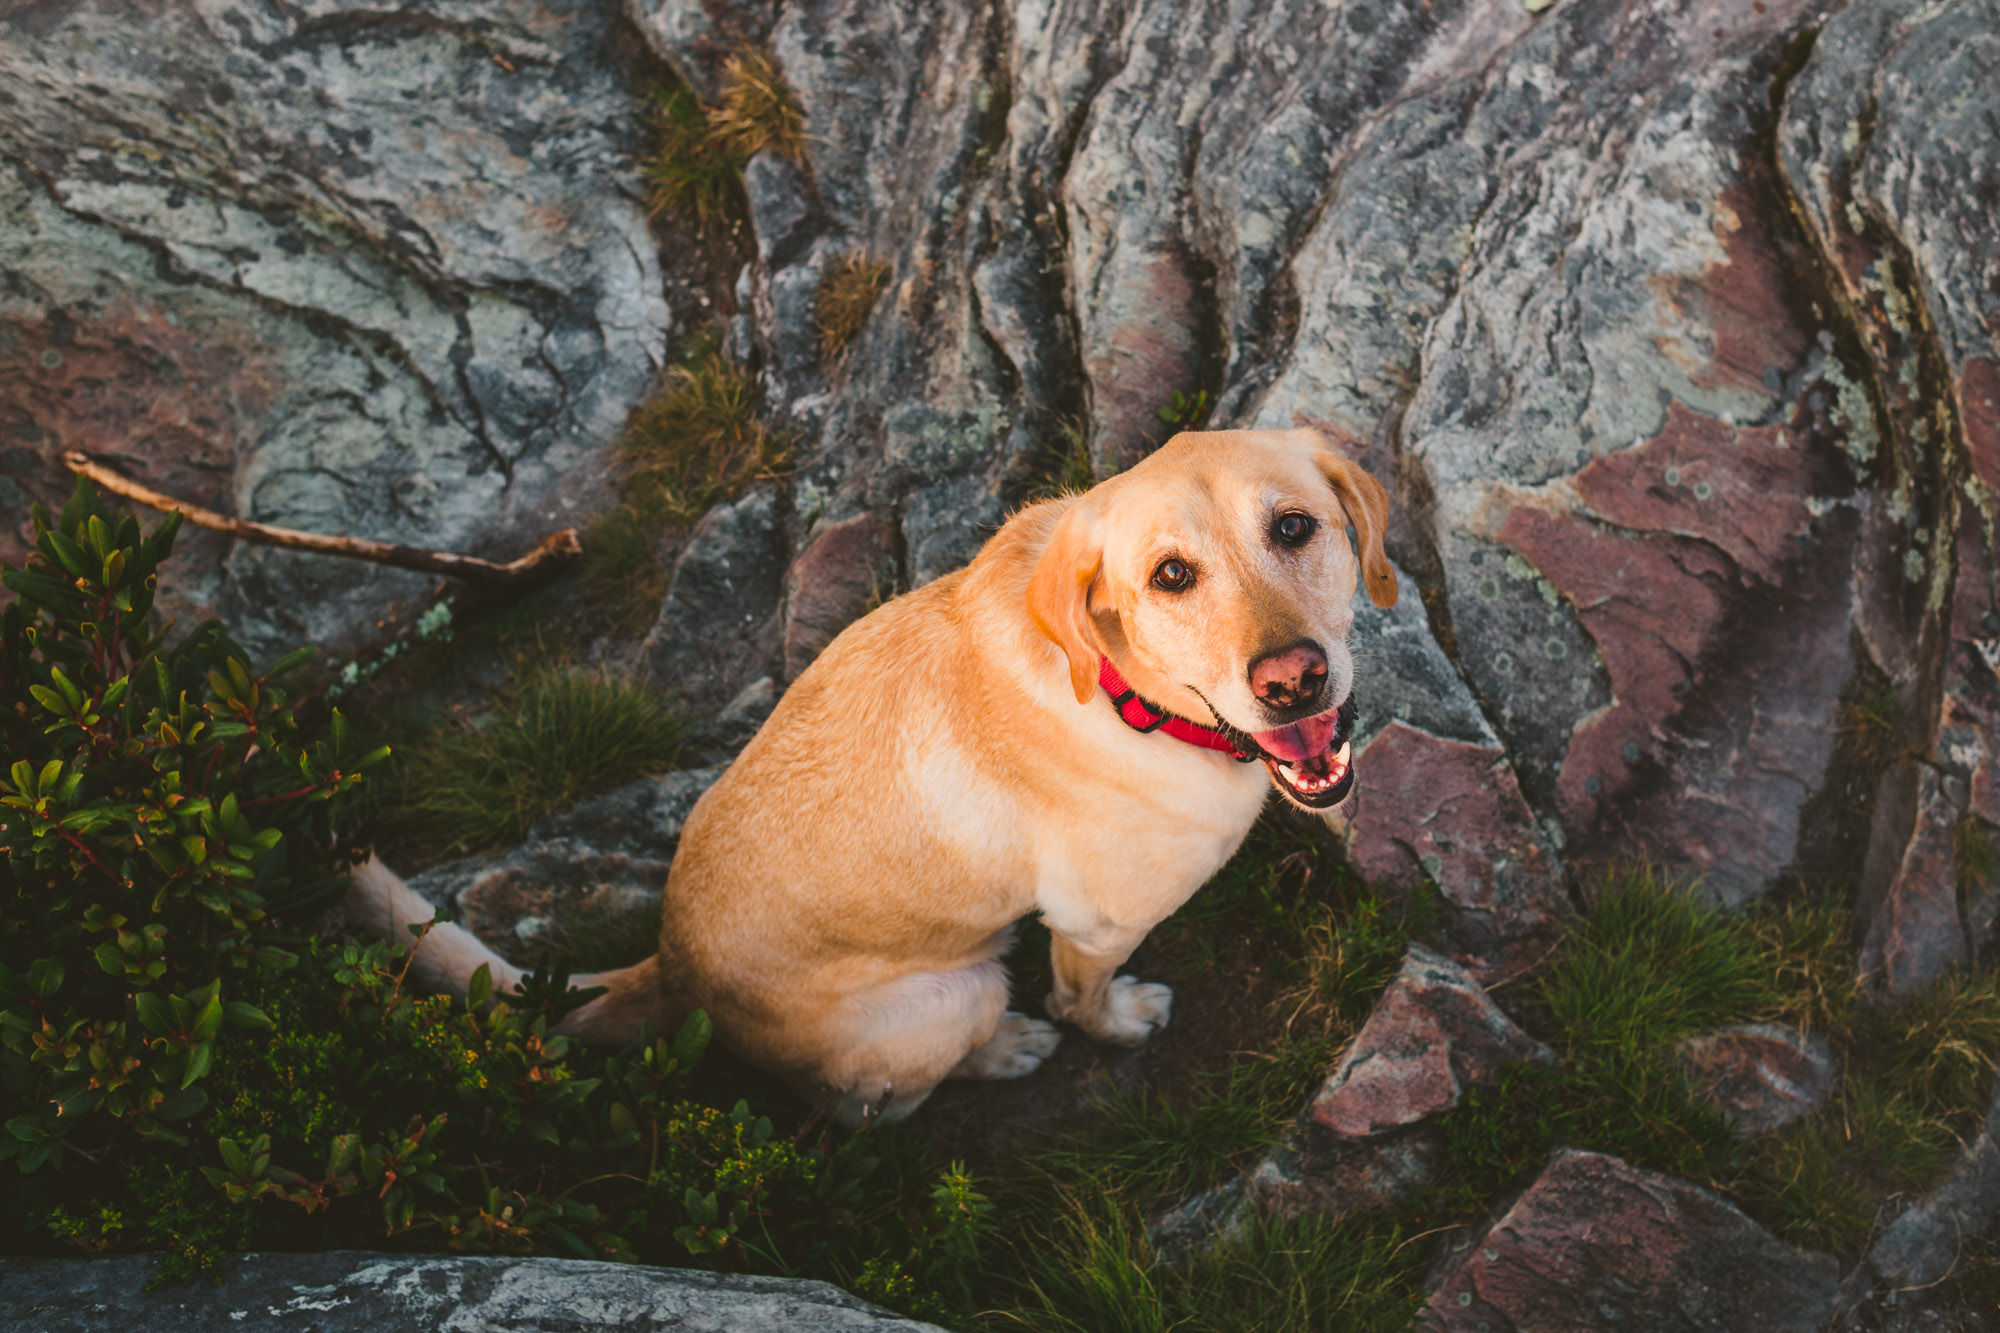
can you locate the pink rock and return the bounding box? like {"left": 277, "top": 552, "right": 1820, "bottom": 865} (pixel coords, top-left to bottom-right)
{"left": 1860, "top": 763, "right": 1971, "bottom": 1000}
{"left": 1423, "top": 1151, "right": 1842, "bottom": 1332}
{"left": 1310, "top": 944, "right": 1550, "bottom": 1139}
{"left": 1677, "top": 1023, "right": 1835, "bottom": 1137}
{"left": 1344, "top": 724, "right": 1568, "bottom": 977}
{"left": 782, "top": 514, "right": 899, "bottom": 680}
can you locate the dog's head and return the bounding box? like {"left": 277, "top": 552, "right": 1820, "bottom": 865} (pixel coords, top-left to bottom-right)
{"left": 1027, "top": 428, "right": 1397, "bottom": 810}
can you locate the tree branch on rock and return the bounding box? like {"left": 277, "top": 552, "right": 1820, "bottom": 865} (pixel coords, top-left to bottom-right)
{"left": 61, "top": 451, "right": 581, "bottom": 587}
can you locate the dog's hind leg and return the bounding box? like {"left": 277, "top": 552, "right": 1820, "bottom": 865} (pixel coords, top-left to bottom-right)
{"left": 816, "top": 960, "right": 1052, "bottom": 1126}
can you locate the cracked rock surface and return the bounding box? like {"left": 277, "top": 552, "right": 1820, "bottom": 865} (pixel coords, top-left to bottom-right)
{"left": 0, "top": 0, "right": 671, "bottom": 660}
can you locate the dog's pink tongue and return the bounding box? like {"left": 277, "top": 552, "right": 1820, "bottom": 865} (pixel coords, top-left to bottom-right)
{"left": 1250, "top": 711, "right": 1340, "bottom": 764}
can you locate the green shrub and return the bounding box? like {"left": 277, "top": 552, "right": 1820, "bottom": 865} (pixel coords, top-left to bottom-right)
{"left": 0, "top": 485, "right": 974, "bottom": 1309}
{"left": 0, "top": 479, "right": 385, "bottom": 1182}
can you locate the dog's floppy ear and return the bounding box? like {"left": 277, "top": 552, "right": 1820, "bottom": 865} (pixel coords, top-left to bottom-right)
{"left": 1026, "top": 502, "right": 1106, "bottom": 704}
{"left": 1317, "top": 450, "right": 1398, "bottom": 609}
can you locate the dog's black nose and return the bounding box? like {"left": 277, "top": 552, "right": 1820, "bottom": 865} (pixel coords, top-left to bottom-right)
{"left": 1248, "top": 640, "right": 1328, "bottom": 709}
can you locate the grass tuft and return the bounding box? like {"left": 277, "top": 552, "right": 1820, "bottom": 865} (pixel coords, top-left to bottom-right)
{"left": 577, "top": 350, "right": 789, "bottom": 631}
{"left": 1546, "top": 868, "right": 1776, "bottom": 1059}
{"left": 1009, "top": 1196, "right": 1425, "bottom": 1333}
{"left": 1835, "top": 685, "right": 1903, "bottom": 769}
{"left": 1958, "top": 815, "right": 1999, "bottom": 894}
{"left": 621, "top": 352, "right": 787, "bottom": 524}
{"left": 709, "top": 51, "right": 807, "bottom": 162}
{"left": 1436, "top": 869, "right": 1769, "bottom": 1212}
{"left": 380, "top": 664, "right": 689, "bottom": 858}
{"left": 1027, "top": 423, "right": 1098, "bottom": 503}
{"left": 815, "top": 252, "right": 891, "bottom": 358}
{"left": 1750, "top": 896, "right": 1861, "bottom": 1043}
{"left": 1738, "top": 1074, "right": 1960, "bottom": 1253}
{"left": 1868, "top": 970, "right": 2000, "bottom": 1116}
{"left": 642, "top": 85, "right": 745, "bottom": 227}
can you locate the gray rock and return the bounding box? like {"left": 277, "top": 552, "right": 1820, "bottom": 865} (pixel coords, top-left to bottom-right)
{"left": 1869, "top": 1086, "right": 2000, "bottom": 1303}
{"left": 640, "top": 485, "right": 790, "bottom": 712}
{"left": 0, "top": 1251, "right": 939, "bottom": 1332}
{"left": 407, "top": 767, "right": 722, "bottom": 967}
{"left": 1422, "top": 1150, "right": 1845, "bottom": 1332}
{"left": 1677, "top": 1023, "right": 1838, "bottom": 1138}
{"left": 1779, "top": 0, "right": 2000, "bottom": 994}
{"left": 0, "top": 0, "right": 671, "bottom": 661}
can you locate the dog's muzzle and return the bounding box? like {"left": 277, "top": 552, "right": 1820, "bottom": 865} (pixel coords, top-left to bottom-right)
{"left": 1243, "top": 694, "right": 1359, "bottom": 809}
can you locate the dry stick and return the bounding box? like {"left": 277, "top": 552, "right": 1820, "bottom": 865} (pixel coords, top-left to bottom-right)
{"left": 62, "top": 451, "right": 582, "bottom": 586}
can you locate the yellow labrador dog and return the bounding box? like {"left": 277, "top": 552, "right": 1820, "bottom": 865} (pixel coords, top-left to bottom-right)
{"left": 351, "top": 428, "right": 1396, "bottom": 1123}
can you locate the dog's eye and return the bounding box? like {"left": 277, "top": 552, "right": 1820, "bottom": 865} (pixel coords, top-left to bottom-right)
{"left": 1273, "top": 512, "right": 1317, "bottom": 547}
{"left": 1152, "top": 559, "right": 1194, "bottom": 592}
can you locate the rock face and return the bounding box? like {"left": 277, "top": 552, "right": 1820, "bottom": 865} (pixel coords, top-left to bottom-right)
{"left": 0, "top": 1251, "right": 941, "bottom": 1332}
{"left": 1784, "top": 0, "right": 2000, "bottom": 1000}
{"left": 1677, "top": 1023, "right": 1837, "bottom": 1138}
{"left": 406, "top": 767, "right": 722, "bottom": 965}
{"left": 0, "top": 0, "right": 671, "bottom": 660}
{"left": 10, "top": 0, "right": 1999, "bottom": 985}
{"left": 1422, "top": 1150, "right": 1845, "bottom": 1333}
{"left": 624, "top": 0, "right": 2000, "bottom": 982}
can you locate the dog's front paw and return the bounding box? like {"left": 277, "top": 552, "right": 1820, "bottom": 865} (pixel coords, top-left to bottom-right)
{"left": 1091, "top": 975, "right": 1173, "bottom": 1047}
{"left": 953, "top": 1012, "right": 1065, "bottom": 1080}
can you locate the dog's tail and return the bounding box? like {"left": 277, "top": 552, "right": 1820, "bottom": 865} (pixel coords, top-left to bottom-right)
{"left": 344, "top": 855, "right": 686, "bottom": 1044}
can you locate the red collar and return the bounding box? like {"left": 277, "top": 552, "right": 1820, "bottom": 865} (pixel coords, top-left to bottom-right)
{"left": 1098, "top": 656, "right": 1257, "bottom": 762}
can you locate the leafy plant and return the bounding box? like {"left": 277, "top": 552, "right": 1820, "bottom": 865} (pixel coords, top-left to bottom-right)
{"left": 1155, "top": 387, "right": 1211, "bottom": 432}
{"left": 0, "top": 479, "right": 385, "bottom": 1176}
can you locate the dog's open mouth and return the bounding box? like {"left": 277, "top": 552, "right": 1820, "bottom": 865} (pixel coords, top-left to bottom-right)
{"left": 1246, "top": 695, "right": 1359, "bottom": 809}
